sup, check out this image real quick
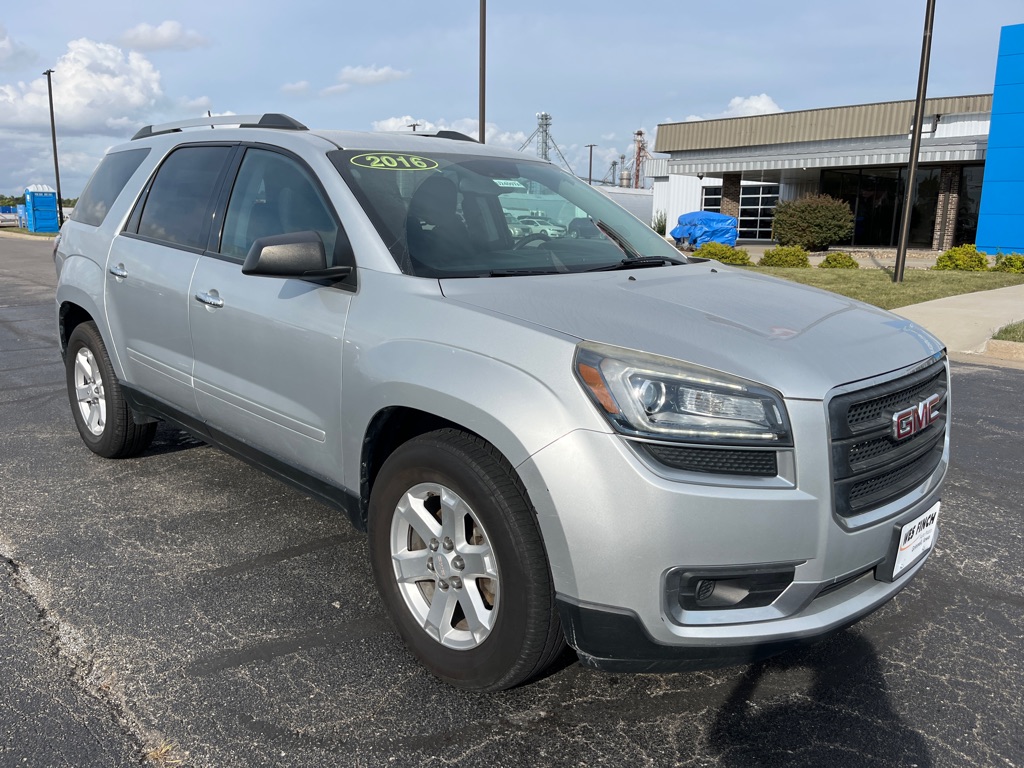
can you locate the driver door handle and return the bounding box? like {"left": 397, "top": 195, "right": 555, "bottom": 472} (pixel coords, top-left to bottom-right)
{"left": 108, "top": 264, "right": 128, "bottom": 279}
{"left": 194, "top": 291, "right": 224, "bottom": 309}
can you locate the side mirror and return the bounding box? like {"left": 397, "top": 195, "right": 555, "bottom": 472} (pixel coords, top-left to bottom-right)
{"left": 241, "top": 231, "right": 352, "bottom": 280}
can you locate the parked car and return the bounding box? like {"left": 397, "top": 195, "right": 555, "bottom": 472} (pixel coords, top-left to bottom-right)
{"left": 516, "top": 216, "right": 566, "bottom": 238}
{"left": 55, "top": 113, "right": 948, "bottom": 692}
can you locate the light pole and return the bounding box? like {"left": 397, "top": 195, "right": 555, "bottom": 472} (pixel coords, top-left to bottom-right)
{"left": 893, "top": 0, "right": 936, "bottom": 283}
{"left": 43, "top": 68, "right": 65, "bottom": 227}
{"left": 478, "top": 0, "right": 486, "bottom": 144}
{"left": 585, "top": 144, "right": 597, "bottom": 185}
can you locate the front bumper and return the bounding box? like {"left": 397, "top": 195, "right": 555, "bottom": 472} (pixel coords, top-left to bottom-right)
{"left": 517, "top": 395, "right": 947, "bottom": 670}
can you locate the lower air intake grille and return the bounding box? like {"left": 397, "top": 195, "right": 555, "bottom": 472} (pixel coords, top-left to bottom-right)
{"left": 642, "top": 444, "right": 778, "bottom": 476}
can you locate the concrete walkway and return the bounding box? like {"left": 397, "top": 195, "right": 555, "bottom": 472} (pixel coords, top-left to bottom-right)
{"left": 892, "top": 283, "right": 1024, "bottom": 364}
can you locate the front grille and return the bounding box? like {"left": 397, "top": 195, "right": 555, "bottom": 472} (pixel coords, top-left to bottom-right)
{"left": 642, "top": 444, "right": 778, "bottom": 476}
{"left": 828, "top": 359, "right": 947, "bottom": 518}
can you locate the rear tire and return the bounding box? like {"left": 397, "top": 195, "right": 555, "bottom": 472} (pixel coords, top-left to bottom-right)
{"left": 368, "top": 429, "right": 564, "bottom": 691}
{"left": 65, "top": 322, "right": 155, "bottom": 458}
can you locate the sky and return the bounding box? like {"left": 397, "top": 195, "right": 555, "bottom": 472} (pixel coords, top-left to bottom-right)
{"left": 1, "top": 0, "right": 1021, "bottom": 197}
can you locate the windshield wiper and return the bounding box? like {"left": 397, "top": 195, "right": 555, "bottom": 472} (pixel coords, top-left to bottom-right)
{"left": 586, "top": 256, "right": 682, "bottom": 272}
{"left": 489, "top": 268, "right": 561, "bottom": 277}
{"left": 585, "top": 220, "right": 687, "bottom": 272}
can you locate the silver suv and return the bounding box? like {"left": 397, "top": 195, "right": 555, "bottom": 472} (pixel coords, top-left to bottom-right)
{"left": 55, "top": 113, "right": 948, "bottom": 691}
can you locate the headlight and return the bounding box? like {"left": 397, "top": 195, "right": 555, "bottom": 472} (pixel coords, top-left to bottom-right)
{"left": 574, "top": 342, "right": 792, "bottom": 446}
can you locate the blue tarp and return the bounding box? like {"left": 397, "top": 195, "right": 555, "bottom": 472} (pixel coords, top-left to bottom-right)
{"left": 669, "top": 211, "right": 737, "bottom": 247}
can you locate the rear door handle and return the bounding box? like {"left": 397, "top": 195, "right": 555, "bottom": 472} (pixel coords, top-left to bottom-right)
{"left": 194, "top": 291, "right": 224, "bottom": 309}
{"left": 108, "top": 264, "right": 128, "bottom": 279}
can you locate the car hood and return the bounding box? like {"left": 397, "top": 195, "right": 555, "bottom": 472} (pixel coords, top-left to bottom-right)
{"left": 439, "top": 262, "right": 944, "bottom": 400}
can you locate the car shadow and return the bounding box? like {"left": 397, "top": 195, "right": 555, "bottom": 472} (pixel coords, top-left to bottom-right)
{"left": 707, "top": 630, "right": 932, "bottom": 767}
{"left": 142, "top": 424, "right": 206, "bottom": 456}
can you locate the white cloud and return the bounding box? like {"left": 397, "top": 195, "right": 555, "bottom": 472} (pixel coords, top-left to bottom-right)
{"left": 338, "top": 64, "right": 410, "bottom": 85}
{"left": 370, "top": 115, "right": 527, "bottom": 149}
{"left": 320, "top": 83, "right": 352, "bottom": 97}
{"left": 281, "top": 80, "right": 309, "bottom": 94}
{"left": 684, "top": 93, "right": 783, "bottom": 122}
{"left": 120, "top": 21, "right": 208, "bottom": 52}
{"left": 0, "top": 24, "right": 37, "bottom": 71}
{"left": 0, "top": 38, "right": 162, "bottom": 135}
{"left": 182, "top": 95, "right": 212, "bottom": 111}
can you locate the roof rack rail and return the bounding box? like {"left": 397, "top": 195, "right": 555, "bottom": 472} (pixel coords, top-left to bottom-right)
{"left": 131, "top": 113, "right": 307, "bottom": 141}
{"left": 418, "top": 130, "right": 478, "bottom": 143}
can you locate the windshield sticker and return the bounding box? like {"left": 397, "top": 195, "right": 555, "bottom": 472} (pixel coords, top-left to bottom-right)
{"left": 350, "top": 153, "right": 438, "bottom": 171}
{"left": 493, "top": 179, "right": 526, "bottom": 190}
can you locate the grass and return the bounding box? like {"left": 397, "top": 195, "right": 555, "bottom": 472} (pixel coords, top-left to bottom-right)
{"left": 0, "top": 226, "right": 58, "bottom": 238}
{"left": 993, "top": 320, "right": 1024, "bottom": 343}
{"left": 744, "top": 267, "right": 1024, "bottom": 310}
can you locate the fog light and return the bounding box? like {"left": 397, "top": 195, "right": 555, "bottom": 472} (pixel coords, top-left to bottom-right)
{"left": 667, "top": 564, "right": 800, "bottom": 615}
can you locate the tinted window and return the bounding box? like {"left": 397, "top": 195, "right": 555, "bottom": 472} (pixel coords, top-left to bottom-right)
{"left": 137, "top": 146, "right": 232, "bottom": 250}
{"left": 220, "top": 149, "right": 339, "bottom": 262}
{"left": 70, "top": 148, "right": 150, "bottom": 227}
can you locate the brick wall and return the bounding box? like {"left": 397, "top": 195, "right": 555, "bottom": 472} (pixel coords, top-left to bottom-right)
{"left": 931, "top": 164, "right": 960, "bottom": 251}
{"left": 720, "top": 173, "right": 741, "bottom": 218}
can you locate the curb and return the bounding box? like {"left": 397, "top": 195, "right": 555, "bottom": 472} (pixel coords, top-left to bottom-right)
{"left": 983, "top": 339, "right": 1024, "bottom": 362}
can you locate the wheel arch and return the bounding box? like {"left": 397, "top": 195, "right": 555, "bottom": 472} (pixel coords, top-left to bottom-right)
{"left": 359, "top": 406, "right": 504, "bottom": 528}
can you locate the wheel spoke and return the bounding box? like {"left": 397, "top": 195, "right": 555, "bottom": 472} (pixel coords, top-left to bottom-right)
{"left": 75, "top": 384, "right": 92, "bottom": 402}
{"left": 395, "top": 493, "right": 441, "bottom": 544}
{"left": 87, "top": 402, "right": 104, "bottom": 433}
{"left": 76, "top": 350, "right": 95, "bottom": 382}
{"left": 438, "top": 487, "right": 462, "bottom": 541}
{"left": 392, "top": 549, "right": 432, "bottom": 585}
{"left": 458, "top": 549, "right": 497, "bottom": 582}
{"left": 424, "top": 586, "right": 458, "bottom": 643}
{"left": 459, "top": 588, "right": 495, "bottom": 642}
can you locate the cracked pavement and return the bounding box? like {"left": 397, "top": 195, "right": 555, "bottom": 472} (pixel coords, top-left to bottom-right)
{"left": 1, "top": 234, "right": 1022, "bottom": 767}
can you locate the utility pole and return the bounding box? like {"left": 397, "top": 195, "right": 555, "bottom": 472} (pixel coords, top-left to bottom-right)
{"left": 478, "top": 0, "right": 486, "bottom": 143}
{"left": 43, "top": 68, "right": 65, "bottom": 227}
{"left": 893, "top": 0, "right": 936, "bottom": 283}
{"left": 407, "top": 122, "right": 420, "bottom": 132}
{"left": 585, "top": 144, "right": 597, "bottom": 185}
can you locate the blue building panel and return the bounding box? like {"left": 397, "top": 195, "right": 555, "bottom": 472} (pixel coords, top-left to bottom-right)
{"left": 987, "top": 113, "right": 1024, "bottom": 148}
{"left": 978, "top": 148, "right": 1024, "bottom": 181}
{"left": 990, "top": 82, "right": 1024, "bottom": 114}
{"left": 994, "top": 53, "right": 1024, "bottom": 87}
{"left": 977, "top": 182, "right": 1024, "bottom": 216}
{"left": 977, "top": 23, "right": 1024, "bottom": 255}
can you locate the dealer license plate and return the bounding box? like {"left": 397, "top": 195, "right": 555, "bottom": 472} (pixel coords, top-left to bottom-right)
{"left": 892, "top": 501, "right": 940, "bottom": 579}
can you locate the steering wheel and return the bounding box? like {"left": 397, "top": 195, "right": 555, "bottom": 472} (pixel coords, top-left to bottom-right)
{"left": 513, "top": 233, "right": 550, "bottom": 250}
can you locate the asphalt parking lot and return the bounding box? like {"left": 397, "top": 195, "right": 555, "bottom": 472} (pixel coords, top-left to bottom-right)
{"left": 2, "top": 234, "right": 1022, "bottom": 767}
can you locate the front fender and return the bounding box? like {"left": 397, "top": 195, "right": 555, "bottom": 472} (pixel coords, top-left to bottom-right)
{"left": 342, "top": 336, "right": 607, "bottom": 488}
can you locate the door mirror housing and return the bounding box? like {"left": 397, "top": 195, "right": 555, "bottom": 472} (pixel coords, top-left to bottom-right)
{"left": 241, "top": 231, "right": 352, "bottom": 280}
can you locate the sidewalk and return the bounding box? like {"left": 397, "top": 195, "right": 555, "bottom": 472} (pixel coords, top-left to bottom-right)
{"left": 891, "top": 283, "right": 1024, "bottom": 366}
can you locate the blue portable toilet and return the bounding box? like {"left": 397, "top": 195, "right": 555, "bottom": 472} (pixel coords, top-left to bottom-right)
{"left": 24, "top": 185, "right": 60, "bottom": 233}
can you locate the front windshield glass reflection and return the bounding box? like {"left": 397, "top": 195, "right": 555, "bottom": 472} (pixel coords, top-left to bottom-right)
{"left": 330, "top": 149, "right": 684, "bottom": 277}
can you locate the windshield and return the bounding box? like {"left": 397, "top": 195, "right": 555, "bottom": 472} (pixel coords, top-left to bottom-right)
{"left": 329, "top": 149, "right": 686, "bottom": 277}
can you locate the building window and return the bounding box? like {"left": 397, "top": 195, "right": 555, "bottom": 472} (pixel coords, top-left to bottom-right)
{"left": 704, "top": 184, "right": 777, "bottom": 240}
{"left": 955, "top": 165, "right": 984, "bottom": 246}
{"left": 739, "top": 184, "right": 779, "bottom": 239}
{"left": 702, "top": 186, "right": 722, "bottom": 212}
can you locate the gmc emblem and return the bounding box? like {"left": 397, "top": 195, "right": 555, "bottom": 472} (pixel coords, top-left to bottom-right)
{"left": 892, "top": 394, "right": 941, "bottom": 440}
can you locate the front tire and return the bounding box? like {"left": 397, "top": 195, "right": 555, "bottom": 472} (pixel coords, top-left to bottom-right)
{"left": 65, "top": 322, "right": 155, "bottom": 458}
{"left": 368, "top": 429, "right": 564, "bottom": 691}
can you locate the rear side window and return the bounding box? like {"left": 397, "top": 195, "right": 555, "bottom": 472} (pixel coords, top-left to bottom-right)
{"left": 70, "top": 148, "right": 150, "bottom": 227}
{"left": 137, "top": 146, "right": 232, "bottom": 250}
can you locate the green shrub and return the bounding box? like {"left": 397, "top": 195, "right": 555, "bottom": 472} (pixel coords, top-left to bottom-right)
{"left": 652, "top": 210, "right": 667, "bottom": 236}
{"left": 693, "top": 241, "right": 752, "bottom": 265}
{"left": 759, "top": 245, "right": 811, "bottom": 268}
{"left": 933, "top": 244, "right": 989, "bottom": 271}
{"left": 992, "top": 253, "right": 1024, "bottom": 274}
{"left": 771, "top": 194, "right": 854, "bottom": 251}
{"left": 818, "top": 251, "right": 859, "bottom": 269}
